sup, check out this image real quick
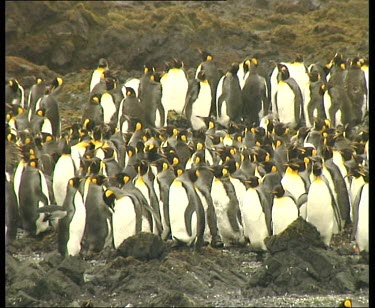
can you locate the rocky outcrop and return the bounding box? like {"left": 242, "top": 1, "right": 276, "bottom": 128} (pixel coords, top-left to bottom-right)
{"left": 243, "top": 217, "right": 369, "bottom": 297}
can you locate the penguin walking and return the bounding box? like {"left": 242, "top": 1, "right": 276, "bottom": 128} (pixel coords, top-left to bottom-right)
{"left": 209, "top": 165, "right": 245, "bottom": 246}
{"left": 184, "top": 70, "right": 212, "bottom": 131}
{"left": 195, "top": 50, "right": 221, "bottom": 117}
{"left": 161, "top": 58, "right": 189, "bottom": 121}
{"left": 168, "top": 165, "right": 206, "bottom": 249}
{"left": 351, "top": 169, "right": 368, "bottom": 252}
{"left": 242, "top": 176, "right": 271, "bottom": 251}
{"left": 306, "top": 161, "right": 341, "bottom": 246}
{"left": 57, "top": 177, "right": 86, "bottom": 256}
{"left": 273, "top": 64, "right": 304, "bottom": 129}
{"left": 216, "top": 63, "right": 243, "bottom": 127}
{"left": 241, "top": 58, "right": 269, "bottom": 126}
{"left": 271, "top": 184, "right": 299, "bottom": 235}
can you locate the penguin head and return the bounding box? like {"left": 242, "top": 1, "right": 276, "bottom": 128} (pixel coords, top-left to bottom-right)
{"left": 150, "top": 71, "right": 163, "bottom": 83}
{"left": 211, "top": 165, "right": 229, "bottom": 179}
{"left": 36, "top": 108, "right": 46, "bottom": 117}
{"left": 338, "top": 298, "right": 352, "bottom": 308}
{"left": 259, "top": 161, "right": 278, "bottom": 174}
{"left": 172, "top": 58, "right": 184, "bottom": 69}
{"left": 277, "top": 64, "right": 290, "bottom": 81}
{"left": 143, "top": 63, "right": 155, "bottom": 74}
{"left": 36, "top": 76, "right": 45, "bottom": 84}
{"left": 272, "top": 185, "right": 285, "bottom": 198}
{"left": 90, "top": 174, "right": 108, "bottom": 186}
{"left": 312, "top": 160, "right": 323, "bottom": 177}
{"left": 197, "top": 70, "right": 208, "bottom": 82}
{"left": 293, "top": 54, "right": 304, "bottom": 63}
{"left": 41, "top": 132, "right": 54, "bottom": 144}
{"left": 173, "top": 164, "right": 184, "bottom": 177}
{"left": 28, "top": 157, "right": 39, "bottom": 169}
{"left": 135, "top": 160, "right": 149, "bottom": 176}
{"left": 102, "top": 146, "right": 116, "bottom": 159}
{"left": 103, "top": 189, "right": 116, "bottom": 210}
{"left": 68, "top": 177, "right": 83, "bottom": 189}
{"left": 246, "top": 176, "right": 260, "bottom": 188}
{"left": 125, "top": 87, "right": 136, "bottom": 97}
{"left": 284, "top": 158, "right": 302, "bottom": 172}
{"left": 8, "top": 79, "right": 20, "bottom": 92}
{"left": 150, "top": 158, "right": 171, "bottom": 174}
{"left": 308, "top": 70, "right": 320, "bottom": 82}
{"left": 229, "top": 63, "right": 240, "bottom": 75}
{"left": 223, "top": 158, "right": 238, "bottom": 175}
{"left": 115, "top": 172, "right": 133, "bottom": 187}
{"left": 199, "top": 50, "right": 213, "bottom": 62}
{"left": 50, "top": 77, "right": 63, "bottom": 90}
{"left": 90, "top": 94, "right": 102, "bottom": 104}
{"left": 98, "top": 58, "right": 109, "bottom": 69}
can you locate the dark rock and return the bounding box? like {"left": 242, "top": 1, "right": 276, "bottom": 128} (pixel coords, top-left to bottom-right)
{"left": 148, "top": 290, "right": 196, "bottom": 307}
{"left": 57, "top": 256, "right": 89, "bottom": 285}
{"left": 264, "top": 217, "right": 326, "bottom": 253}
{"left": 244, "top": 217, "right": 361, "bottom": 296}
{"left": 351, "top": 264, "right": 369, "bottom": 288}
{"left": 117, "top": 232, "right": 166, "bottom": 261}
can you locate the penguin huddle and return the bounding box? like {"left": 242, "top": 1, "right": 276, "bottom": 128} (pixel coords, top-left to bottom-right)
{"left": 6, "top": 52, "right": 369, "bottom": 257}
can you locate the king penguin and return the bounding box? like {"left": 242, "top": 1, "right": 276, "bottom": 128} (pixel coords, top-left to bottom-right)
{"left": 242, "top": 176, "right": 271, "bottom": 251}
{"left": 18, "top": 158, "right": 51, "bottom": 236}
{"left": 117, "top": 87, "right": 146, "bottom": 129}
{"left": 6, "top": 172, "right": 19, "bottom": 244}
{"left": 241, "top": 58, "right": 269, "bottom": 126}
{"left": 160, "top": 58, "right": 189, "bottom": 121}
{"left": 6, "top": 78, "right": 25, "bottom": 108}
{"left": 90, "top": 58, "right": 109, "bottom": 93}
{"left": 273, "top": 64, "right": 304, "bottom": 129}
{"left": 184, "top": 70, "right": 212, "bottom": 131}
{"left": 306, "top": 161, "right": 340, "bottom": 246}
{"left": 168, "top": 165, "right": 205, "bottom": 249}
{"left": 271, "top": 184, "right": 299, "bottom": 235}
{"left": 195, "top": 50, "right": 221, "bottom": 117}
{"left": 216, "top": 63, "right": 243, "bottom": 127}
{"left": 27, "top": 77, "right": 46, "bottom": 121}
{"left": 57, "top": 177, "right": 86, "bottom": 256}
{"left": 350, "top": 168, "right": 368, "bottom": 252}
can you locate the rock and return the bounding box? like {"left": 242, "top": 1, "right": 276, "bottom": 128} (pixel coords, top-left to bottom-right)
{"left": 351, "top": 264, "right": 369, "bottom": 288}
{"left": 243, "top": 217, "right": 361, "bottom": 296}
{"left": 57, "top": 256, "right": 89, "bottom": 285}
{"left": 148, "top": 290, "right": 196, "bottom": 307}
{"left": 117, "top": 232, "right": 166, "bottom": 261}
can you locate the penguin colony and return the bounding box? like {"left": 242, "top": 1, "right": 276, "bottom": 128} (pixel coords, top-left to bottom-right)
{"left": 6, "top": 51, "right": 369, "bottom": 257}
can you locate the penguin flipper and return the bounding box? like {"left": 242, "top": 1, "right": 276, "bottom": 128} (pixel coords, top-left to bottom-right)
{"left": 297, "top": 193, "right": 308, "bottom": 209}
{"left": 350, "top": 185, "right": 363, "bottom": 241}
{"left": 256, "top": 188, "right": 272, "bottom": 236}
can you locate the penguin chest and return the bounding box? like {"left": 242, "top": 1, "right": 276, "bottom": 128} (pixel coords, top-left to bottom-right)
{"left": 230, "top": 178, "right": 246, "bottom": 209}
{"left": 161, "top": 70, "right": 188, "bottom": 113}
{"left": 112, "top": 196, "right": 138, "bottom": 249}
{"left": 41, "top": 118, "right": 53, "bottom": 135}
{"left": 306, "top": 178, "right": 334, "bottom": 245}
{"left": 276, "top": 82, "right": 296, "bottom": 125}
{"left": 272, "top": 197, "right": 298, "bottom": 235}
{"left": 169, "top": 180, "right": 196, "bottom": 244}
{"left": 66, "top": 191, "right": 86, "bottom": 256}
{"left": 100, "top": 93, "right": 117, "bottom": 124}
{"left": 281, "top": 173, "right": 306, "bottom": 201}
{"left": 356, "top": 184, "right": 368, "bottom": 252}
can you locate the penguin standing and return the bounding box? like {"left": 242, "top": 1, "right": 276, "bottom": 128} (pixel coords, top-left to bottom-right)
{"left": 241, "top": 58, "right": 269, "bottom": 126}
{"left": 195, "top": 50, "right": 221, "bottom": 117}
{"left": 6, "top": 172, "right": 19, "bottom": 244}
{"left": 351, "top": 169, "right": 368, "bottom": 252}
{"left": 306, "top": 161, "right": 341, "bottom": 246}
{"left": 53, "top": 139, "right": 76, "bottom": 206}
{"left": 359, "top": 57, "right": 369, "bottom": 113}
{"left": 103, "top": 187, "right": 155, "bottom": 249}
{"left": 168, "top": 166, "right": 205, "bottom": 249}
{"left": 273, "top": 64, "right": 304, "bottom": 129}
{"left": 82, "top": 94, "right": 104, "bottom": 127}
{"left": 216, "top": 63, "right": 243, "bottom": 127}
{"left": 139, "top": 71, "right": 165, "bottom": 128}
{"left": 117, "top": 87, "right": 146, "bottom": 130}
{"left": 344, "top": 57, "right": 367, "bottom": 127}
{"left": 242, "top": 176, "right": 271, "bottom": 251}
{"left": 27, "top": 77, "right": 46, "bottom": 121}
{"left": 82, "top": 174, "right": 112, "bottom": 254}
{"left": 184, "top": 70, "right": 212, "bottom": 131}
{"left": 160, "top": 58, "right": 189, "bottom": 121}
{"left": 6, "top": 79, "right": 25, "bottom": 108}
{"left": 57, "top": 177, "right": 86, "bottom": 256}
{"left": 18, "top": 158, "right": 51, "bottom": 236}
{"left": 306, "top": 70, "right": 326, "bottom": 127}
{"left": 89, "top": 58, "right": 109, "bottom": 93}
{"left": 209, "top": 165, "right": 245, "bottom": 246}
{"left": 271, "top": 184, "right": 299, "bottom": 235}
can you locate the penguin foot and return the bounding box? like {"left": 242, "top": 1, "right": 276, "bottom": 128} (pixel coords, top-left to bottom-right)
{"left": 210, "top": 237, "right": 224, "bottom": 248}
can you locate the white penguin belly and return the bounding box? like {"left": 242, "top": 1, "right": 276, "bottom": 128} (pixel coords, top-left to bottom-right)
{"left": 112, "top": 196, "right": 137, "bottom": 249}
{"left": 306, "top": 179, "right": 334, "bottom": 246}
{"left": 53, "top": 155, "right": 75, "bottom": 206}
{"left": 100, "top": 93, "right": 117, "bottom": 124}
{"left": 242, "top": 189, "right": 268, "bottom": 250}
{"left": 161, "top": 70, "right": 188, "bottom": 114}
{"left": 195, "top": 188, "right": 211, "bottom": 243}
{"left": 135, "top": 178, "right": 156, "bottom": 234}
{"left": 169, "top": 180, "right": 196, "bottom": 245}
{"left": 356, "top": 185, "right": 368, "bottom": 252}
{"left": 272, "top": 198, "right": 298, "bottom": 236}
{"left": 67, "top": 191, "right": 86, "bottom": 256}
{"left": 276, "top": 83, "right": 296, "bottom": 127}
{"left": 41, "top": 118, "right": 53, "bottom": 135}
{"left": 281, "top": 174, "right": 306, "bottom": 201}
